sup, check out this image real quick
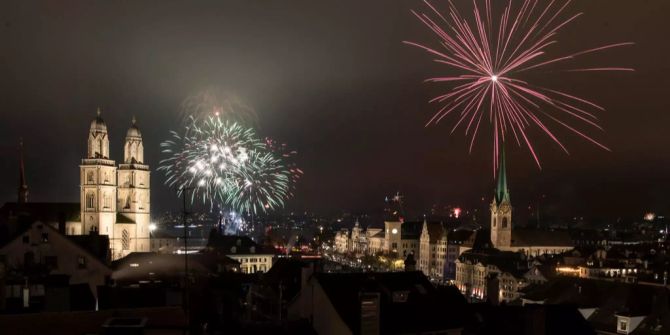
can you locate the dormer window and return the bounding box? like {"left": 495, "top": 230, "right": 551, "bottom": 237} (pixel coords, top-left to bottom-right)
{"left": 616, "top": 315, "right": 645, "bottom": 335}
{"left": 618, "top": 318, "right": 628, "bottom": 334}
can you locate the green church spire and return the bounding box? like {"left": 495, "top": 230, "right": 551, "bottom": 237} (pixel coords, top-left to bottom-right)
{"left": 495, "top": 148, "right": 510, "bottom": 205}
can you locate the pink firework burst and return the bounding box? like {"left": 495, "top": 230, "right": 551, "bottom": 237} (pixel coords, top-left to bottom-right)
{"left": 405, "top": 0, "right": 633, "bottom": 173}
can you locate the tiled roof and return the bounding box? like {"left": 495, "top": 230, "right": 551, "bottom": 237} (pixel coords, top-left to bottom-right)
{"left": 68, "top": 234, "right": 110, "bottom": 264}
{"left": 116, "top": 213, "right": 135, "bottom": 224}
{"left": 511, "top": 229, "right": 572, "bottom": 247}
{"left": 522, "top": 277, "right": 670, "bottom": 334}
{"left": 0, "top": 202, "right": 80, "bottom": 223}
{"left": 459, "top": 248, "right": 528, "bottom": 278}
{"left": 207, "top": 234, "right": 276, "bottom": 255}
{"left": 314, "top": 271, "right": 468, "bottom": 334}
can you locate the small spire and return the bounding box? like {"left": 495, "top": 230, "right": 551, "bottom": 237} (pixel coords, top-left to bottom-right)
{"left": 96, "top": 107, "right": 101, "bottom": 117}
{"left": 495, "top": 147, "right": 510, "bottom": 205}
{"left": 18, "top": 138, "right": 28, "bottom": 204}
{"left": 132, "top": 115, "right": 136, "bottom": 125}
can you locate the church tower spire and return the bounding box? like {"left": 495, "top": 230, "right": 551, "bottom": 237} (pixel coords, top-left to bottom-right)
{"left": 495, "top": 148, "right": 510, "bottom": 205}
{"left": 490, "top": 148, "right": 512, "bottom": 249}
{"left": 18, "top": 138, "right": 28, "bottom": 204}
{"left": 88, "top": 107, "right": 110, "bottom": 159}
{"left": 123, "top": 115, "right": 144, "bottom": 164}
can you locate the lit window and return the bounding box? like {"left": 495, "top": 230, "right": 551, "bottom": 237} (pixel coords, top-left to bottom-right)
{"left": 86, "top": 193, "right": 95, "bottom": 209}
{"left": 122, "top": 230, "right": 130, "bottom": 250}
{"left": 619, "top": 319, "right": 628, "bottom": 333}
{"left": 130, "top": 263, "right": 140, "bottom": 267}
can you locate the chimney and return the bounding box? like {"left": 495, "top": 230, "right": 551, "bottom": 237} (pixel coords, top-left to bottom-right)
{"left": 487, "top": 274, "right": 501, "bottom": 305}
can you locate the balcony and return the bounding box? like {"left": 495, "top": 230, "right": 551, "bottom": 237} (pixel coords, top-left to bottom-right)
{"left": 81, "top": 158, "right": 115, "bottom": 166}
{"left": 118, "top": 163, "right": 150, "bottom": 171}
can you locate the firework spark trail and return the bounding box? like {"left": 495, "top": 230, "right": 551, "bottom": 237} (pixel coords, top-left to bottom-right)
{"left": 228, "top": 150, "right": 291, "bottom": 215}
{"left": 406, "top": 0, "right": 633, "bottom": 173}
{"left": 265, "top": 137, "right": 304, "bottom": 198}
{"left": 159, "top": 116, "right": 262, "bottom": 206}
{"left": 159, "top": 115, "right": 296, "bottom": 220}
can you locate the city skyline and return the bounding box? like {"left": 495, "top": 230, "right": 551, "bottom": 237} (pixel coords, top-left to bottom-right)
{"left": 1, "top": 0, "right": 669, "bottom": 219}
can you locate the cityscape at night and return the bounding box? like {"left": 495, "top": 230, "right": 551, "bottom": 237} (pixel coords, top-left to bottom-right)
{"left": 1, "top": 1, "right": 669, "bottom": 334}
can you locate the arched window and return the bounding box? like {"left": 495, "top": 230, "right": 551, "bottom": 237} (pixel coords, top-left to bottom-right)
{"left": 493, "top": 218, "right": 497, "bottom": 227}
{"left": 86, "top": 193, "right": 95, "bottom": 209}
{"left": 103, "top": 193, "right": 111, "bottom": 209}
{"left": 98, "top": 139, "right": 104, "bottom": 157}
{"left": 122, "top": 230, "right": 130, "bottom": 250}
{"left": 139, "top": 193, "right": 145, "bottom": 210}
{"left": 502, "top": 218, "right": 508, "bottom": 228}
{"left": 130, "top": 144, "right": 137, "bottom": 162}
{"left": 87, "top": 171, "right": 94, "bottom": 184}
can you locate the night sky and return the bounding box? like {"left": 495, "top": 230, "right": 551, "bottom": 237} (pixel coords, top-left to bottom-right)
{"left": 1, "top": 1, "right": 669, "bottom": 221}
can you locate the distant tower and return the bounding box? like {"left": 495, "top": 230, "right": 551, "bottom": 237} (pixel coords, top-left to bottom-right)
{"left": 80, "top": 109, "right": 117, "bottom": 236}
{"left": 490, "top": 149, "right": 512, "bottom": 249}
{"left": 18, "top": 139, "right": 28, "bottom": 204}
{"left": 116, "top": 116, "right": 151, "bottom": 256}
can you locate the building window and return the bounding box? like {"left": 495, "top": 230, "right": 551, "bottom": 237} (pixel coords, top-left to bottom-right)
{"left": 618, "top": 319, "right": 628, "bottom": 333}
{"left": 78, "top": 256, "right": 87, "bottom": 269}
{"left": 87, "top": 171, "right": 94, "bottom": 184}
{"left": 41, "top": 233, "right": 49, "bottom": 243}
{"left": 86, "top": 193, "right": 95, "bottom": 209}
{"left": 122, "top": 230, "right": 130, "bottom": 250}
{"left": 103, "top": 193, "right": 111, "bottom": 209}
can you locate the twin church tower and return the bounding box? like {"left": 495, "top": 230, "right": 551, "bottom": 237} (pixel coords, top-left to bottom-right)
{"left": 74, "top": 109, "right": 150, "bottom": 260}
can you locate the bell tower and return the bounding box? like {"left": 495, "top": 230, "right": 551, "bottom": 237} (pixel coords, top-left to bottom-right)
{"left": 80, "top": 108, "right": 117, "bottom": 236}
{"left": 490, "top": 149, "right": 512, "bottom": 249}
{"left": 116, "top": 116, "right": 151, "bottom": 257}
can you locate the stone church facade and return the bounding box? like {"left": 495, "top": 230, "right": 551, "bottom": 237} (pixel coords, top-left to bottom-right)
{"left": 68, "top": 110, "right": 151, "bottom": 260}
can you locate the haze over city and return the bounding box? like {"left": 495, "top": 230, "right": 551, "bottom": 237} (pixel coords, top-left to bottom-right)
{"left": 1, "top": 0, "right": 668, "bottom": 220}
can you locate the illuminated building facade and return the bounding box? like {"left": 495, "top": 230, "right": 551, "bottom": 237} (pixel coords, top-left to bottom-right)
{"left": 72, "top": 110, "right": 151, "bottom": 260}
